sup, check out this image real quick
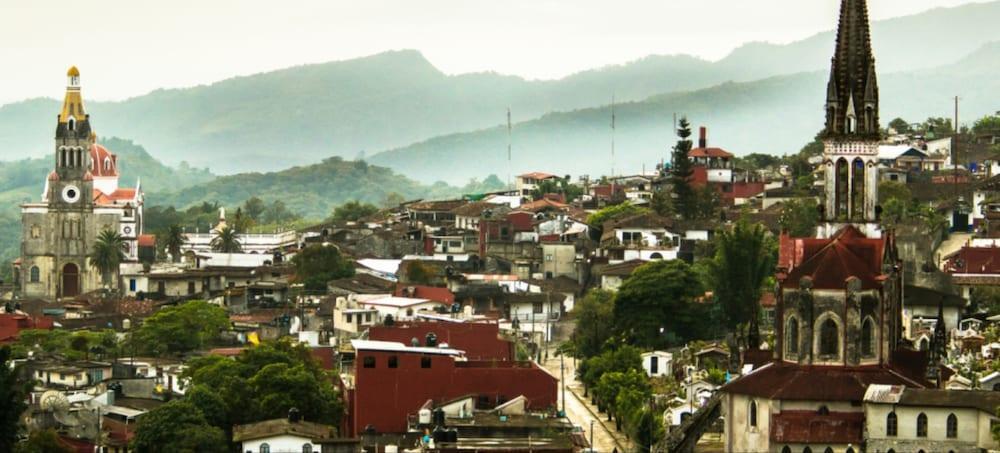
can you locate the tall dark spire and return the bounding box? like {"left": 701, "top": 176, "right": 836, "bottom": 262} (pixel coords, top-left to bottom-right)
{"left": 824, "top": 0, "right": 879, "bottom": 139}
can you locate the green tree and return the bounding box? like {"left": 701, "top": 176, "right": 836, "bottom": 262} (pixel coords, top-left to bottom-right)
{"left": 403, "top": 260, "right": 439, "bottom": 285}
{"left": 210, "top": 226, "right": 242, "bottom": 253}
{"left": 973, "top": 114, "right": 1000, "bottom": 136}
{"left": 671, "top": 118, "right": 697, "bottom": 220}
{"left": 586, "top": 203, "right": 650, "bottom": 228}
{"left": 738, "top": 153, "right": 781, "bottom": 171}
{"left": 888, "top": 117, "right": 911, "bottom": 134}
{"left": 578, "top": 345, "right": 642, "bottom": 396}
{"left": 571, "top": 290, "right": 616, "bottom": 359}
{"left": 133, "top": 301, "right": 229, "bottom": 356}
{"left": 650, "top": 190, "right": 674, "bottom": 217}
{"left": 241, "top": 196, "right": 266, "bottom": 221}
{"left": 163, "top": 224, "right": 187, "bottom": 263}
{"left": 330, "top": 201, "right": 379, "bottom": 223}
{"left": 632, "top": 407, "right": 666, "bottom": 452}
{"left": 779, "top": 198, "right": 819, "bottom": 237}
{"left": 922, "top": 117, "right": 954, "bottom": 136}
{"left": 613, "top": 260, "right": 706, "bottom": 348}
{"left": 90, "top": 229, "right": 126, "bottom": 287}
{"left": 879, "top": 180, "right": 912, "bottom": 205}
{"left": 261, "top": 200, "right": 300, "bottom": 225}
{"left": 131, "top": 400, "right": 227, "bottom": 453}
{"left": 182, "top": 339, "right": 344, "bottom": 442}
{"left": 710, "top": 217, "right": 776, "bottom": 348}
{"left": 15, "top": 429, "right": 74, "bottom": 453}
{"left": 694, "top": 185, "right": 720, "bottom": 220}
{"left": 1, "top": 346, "right": 28, "bottom": 452}
{"left": 290, "top": 245, "right": 355, "bottom": 291}
{"left": 382, "top": 192, "right": 406, "bottom": 209}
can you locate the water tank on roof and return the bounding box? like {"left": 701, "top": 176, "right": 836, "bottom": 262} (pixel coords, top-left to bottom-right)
{"left": 425, "top": 332, "right": 438, "bottom": 347}
{"left": 447, "top": 428, "right": 458, "bottom": 443}
{"left": 433, "top": 408, "right": 446, "bottom": 426}
{"left": 418, "top": 408, "right": 432, "bottom": 425}
{"left": 432, "top": 425, "right": 447, "bottom": 443}
{"left": 384, "top": 447, "right": 398, "bottom": 453}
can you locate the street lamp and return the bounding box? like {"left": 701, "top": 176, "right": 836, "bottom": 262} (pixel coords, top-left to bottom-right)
{"left": 589, "top": 419, "right": 595, "bottom": 453}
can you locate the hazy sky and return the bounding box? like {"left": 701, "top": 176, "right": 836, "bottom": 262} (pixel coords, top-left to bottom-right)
{"left": 0, "top": 0, "right": 986, "bottom": 104}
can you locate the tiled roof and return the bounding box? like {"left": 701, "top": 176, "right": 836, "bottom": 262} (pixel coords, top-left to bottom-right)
{"left": 944, "top": 246, "right": 1000, "bottom": 275}
{"left": 93, "top": 188, "right": 137, "bottom": 205}
{"left": 519, "top": 198, "right": 569, "bottom": 213}
{"left": 779, "top": 225, "right": 887, "bottom": 290}
{"left": 89, "top": 144, "right": 118, "bottom": 177}
{"left": 518, "top": 172, "right": 557, "bottom": 180}
{"left": 137, "top": 235, "right": 156, "bottom": 247}
{"left": 600, "top": 259, "right": 647, "bottom": 277}
{"left": 689, "top": 147, "right": 734, "bottom": 158}
{"left": 722, "top": 362, "right": 925, "bottom": 402}
{"left": 232, "top": 418, "right": 336, "bottom": 442}
{"left": 394, "top": 284, "right": 455, "bottom": 304}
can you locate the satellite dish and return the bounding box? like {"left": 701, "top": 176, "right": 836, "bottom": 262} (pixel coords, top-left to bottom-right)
{"left": 40, "top": 391, "right": 70, "bottom": 413}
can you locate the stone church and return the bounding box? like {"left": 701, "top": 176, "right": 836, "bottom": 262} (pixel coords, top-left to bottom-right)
{"left": 15, "top": 67, "right": 144, "bottom": 300}
{"left": 720, "top": 1, "right": 935, "bottom": 452}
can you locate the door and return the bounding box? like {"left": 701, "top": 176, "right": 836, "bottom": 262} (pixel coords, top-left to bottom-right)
{"left": 650, "top": 356, "right": 659, "bottom": 375}
{"left": 61, "top": 263, "right": 79, "bottom": 298}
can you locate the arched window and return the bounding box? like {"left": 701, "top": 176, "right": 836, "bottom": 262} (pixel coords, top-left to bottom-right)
{"left": 819, "top": 318, "right": 839, "bottom": 357}
{"left": 835, "top": 159, "right": 849, "bottom": 219}
{"left": 803, "top": 448, "right": 812, "bottom": 453}
{"left": 781, "top": 447, "right": 791, "bottom": 453}
{"left": 302, "top": 444, "right": 313, "bottom": 453}
{"left": 861, "top": 317, "right": 875, "bottom": 357}
{"left": 919, "top": 337, "right": 930, "bottom": 351}
{"left": 30, "top": 266, "right": 40, "bottom": 283}
{"left": 886, "top": 412, "right": 897, "bottom": 436}
{"left": 916, "top": 412, "right": 928, "bottom": 437}
{"left": 851, "top": 158, "right": 866, "bottom": 220}
{"left": 824, "top": 448, "right": 834, "bottom": 453}
{"left": 259, "top": 443, "right": 270, "bottom": 453}
{"left": 68, "top": 117, "right": 76, "bottom": 131}
{"left": 847, "top": 114, "right": 857, "bottom": 134}
{"left": 104, "top": 157, "right": 112, "bottom": 172}
{"left": 846, "top": 448, "right": 855, "bottom": 453}
{"left": 887, "top": 450, "right": 895, "bottom": 453}
{"left": 649, "top": 252, "right": 663, "bottom": 260}
{"left": 947, "top": 413, "right": 958, "bottom": 438}
{"left": 786, "top": 316, "right": 799, "bottom": 355}
{"left": 748, "top": 400, "right": 758, "bottom": 428}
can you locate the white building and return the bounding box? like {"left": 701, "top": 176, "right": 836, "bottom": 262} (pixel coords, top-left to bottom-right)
{"left": 357, "top": 296, "right": 444, "bottom": 321}
{"left": 641, "top": 351, "right": 673, "bottom": 378}
{"left": 233, "top": 413, "right": 336, "bottom": 453}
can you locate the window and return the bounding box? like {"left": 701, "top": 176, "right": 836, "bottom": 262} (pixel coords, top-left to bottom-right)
{"left": 824, "top": 448, "right": 833, "bottom": 453}
{"left": 781, "top": 448, "right": 791, "bottom": 453}
{"left": 129, "top": 279, "right": 136, "bottom": 292}
{"left": 68, "top": 117, "right": 76, "bottom": 131}
{"left": 363, "top": 356, "right": 376, "bottom": 368}
{"left": 346, "top": 314, "right": 353, "bottom": 323}
{"left": 365, "top": 313, "right": 372, "bottom": 322}
{"left": 187, "top": 281, "right": 196, "bottom": 295}
{"left": 533, "top": 302, "right": 544, "bottom": 314}
{"left": 388, "top": 356, "right": 398, "bottom": 369}
{"left": 946, "top": 413, "right": 958, "bottom": 438}
{"left": 748, "top": 400, "right": 757, "bottom": 428}
{"left": 302, "top": 444, "right": 313, "bottom": 453}
{"left": 916, "top": 412, "right": 928, "bottom": 437}
{"left": 886, "top": 412, "right": 897, "bottom": 437}
{"left": 802, "top": 448, "right": 812, "bottom": 453}
{"left": 421, "top": 357, "right": 432, "bottom": 369}
{"left": 786, "top": 317, "right": 799, "bottom": 355}
{"left": 30, "top": 266, "right": 40, "bottom": 283}
{"left": 30, "top": 225, "right": 40, "bottom": 238}
{"left": 259, "top": 444, "right": 270, "bottom": 453}
{"left": 861, "top": 317, "right": 875, "bottom": 357}
{"left": 819, "top": 318, "right": 839, "bottom": 357}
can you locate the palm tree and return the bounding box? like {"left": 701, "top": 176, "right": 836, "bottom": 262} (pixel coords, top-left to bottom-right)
{"left": 90, "top": 229, "right": 126, "bottom": 288}
{"left": 210, "top": 226, "right": 243, "bottom": 253}
{"left": 163, "top": 224, "right": 187, "bottom": 262}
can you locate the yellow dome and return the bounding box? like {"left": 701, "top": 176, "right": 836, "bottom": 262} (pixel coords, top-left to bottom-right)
{"left": 67, "top": 66, "right": 80, "bottom": 77}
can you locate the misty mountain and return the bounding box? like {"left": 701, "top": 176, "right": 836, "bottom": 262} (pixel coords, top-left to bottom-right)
{"left": 369, "top": 42, "right": 1000, "bottom": 184}
{"left": 1, "top": 2, "right": 999, "bottom": 174}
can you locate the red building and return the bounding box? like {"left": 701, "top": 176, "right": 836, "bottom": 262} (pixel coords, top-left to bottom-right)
{"left": 368, "top": 321, "right": 514, "bottom": 361}
{"left": 0, "top": 313, "right": 54, "bottom": 343}
{"left": 394, "top": 284, "right": 456, "bottom": 304}
{"left": 348, "top": 340, "right": 557, "bottom": 436}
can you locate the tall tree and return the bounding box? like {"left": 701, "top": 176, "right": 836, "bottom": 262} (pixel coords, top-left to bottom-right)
{"left": 241, "top": 196, "right": 266, "bottom": 221}
{"left": 779, "top": 198, "right": 819, "bottom": 237}
{"left": 210, "top": 226, "right": 242, "bottom": 253}
{"left": 1, "top": 346, "right": 28, "bottom": 452}
{"left": 90, "top": 229, "right": 126, "bottom": 287}
{"left": 131, "top": 400, "right": 227, "bottom": 453}
{"left": 290, "top": 245, "right": 354, "bottom": 291}
{"left": 613, "top": 260, "right": 706, "bottom": 348}
{"left": 132, "top": 301, "right": 229, "bottom": 357}
{"left": 710, "top": 217, "right": 776, "bottom": 349}
{"left": 670, "top": 118, "right": 697, "bottom": 220}
{"left": 163, "top": 224, "right": 187, "bottom": 263}
{"left": 571, "top": 290, "right": 616, "bottom": 359}
{"left": 15, "top": 429, "right": 74, "bottom": 453}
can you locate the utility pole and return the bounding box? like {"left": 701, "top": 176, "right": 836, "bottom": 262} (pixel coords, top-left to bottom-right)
{"left": 560, "top": 353, "right": 566, "bottom": 415}
{"left": 610, "top": 94, "right": 616, "bottom": 200}
{"left": 590, "top": 419, "right": 595, "bottom": 453}
{"left": 507, "top": 107, "right": 513, "bottom": 191}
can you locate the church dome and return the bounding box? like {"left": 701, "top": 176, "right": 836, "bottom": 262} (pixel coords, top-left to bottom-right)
{"left": 89, "top": 144, "right": 118, "bottom": 178}
{"left": 67, "top": 66, "right": 80, "bottom": 77}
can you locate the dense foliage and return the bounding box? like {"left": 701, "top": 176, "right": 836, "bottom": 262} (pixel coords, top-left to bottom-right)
{"left": 291, "top": 245, "right": 355, "bottom": 291}
{"left": 586, "top": 203, "right": 650, "bottom": 228}
{"left": 613, "top": 260, "right": 708, "bottom": 348}
{"left": 670, "top": 118, "right": 697, "bottom": 220}
{"left": 131, "top": 400, "right": 228, "bottom": 453}
{"left": 132, "top": 301, "right": 230, "bottom": 356}
{"left": 12, "top": 329, "right": 118, "bottom": 361}
{"left": 178, "top": 340, "right": 344, "bottom": 446}
{"left": 709, "top": 217, "right": 777, "bottom": 348}
{"left": 778, "top": 198, "right": 819, "bottom": 237}
{"left": 570, "top": 290, "right": 616, "bottom": 359}
{"left": 330, "top": 201, "right": 380, "bottom": 223}
{"left": 1, "top": 346, "right": 28, "bottom": 452}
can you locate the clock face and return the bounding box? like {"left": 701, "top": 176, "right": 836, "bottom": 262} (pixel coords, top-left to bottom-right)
{"left": 123, "top": 226, "right": 133, "bottom": 235}
{"left": 62, "top": 185, "right": 81, "bottom": 204}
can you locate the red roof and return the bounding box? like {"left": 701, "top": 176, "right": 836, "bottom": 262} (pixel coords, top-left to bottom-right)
{"left": 89, "top": 144, "right": 118, "bottom": 177}
{"left": 47, "top": 170, "right": 60, "bottom": 182}
{"left": 393, "top": 284, "right": 455, "bottom": 304}
{"left": 93, "top": 188, "right": 137, "bottom": 205}
{"left": 518, "top": 172, "right": 557, "bottom": 180}
{"left": 770, "top": 410, "right": 864, "bottom": 444}
{"left": 779, "top": 225, "right": 888, "bottom": 290}
{"left": 722, "top": 362, "right": 925, "bottom": 402}
{"left": 519, "top": 198, "right": 568, "bottom": 213}
{"left": 0, "top": 313, "right": 54, "bottom": 343}
{"left": 137, "top": 235, "right": 156, "bottom": 247}
{"left": 689, "top": 147, "right": 734, "bottom": 159}
{"left": 944, "top": 246, "right": 1000, "bottom": 275}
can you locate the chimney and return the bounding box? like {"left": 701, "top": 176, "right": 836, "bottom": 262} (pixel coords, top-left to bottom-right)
{"left": 699, "top": 127, "right": 707, "bottom": 149}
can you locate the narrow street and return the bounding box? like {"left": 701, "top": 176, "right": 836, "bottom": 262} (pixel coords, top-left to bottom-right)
{"left": 540, "top": 346, "right": 630, "bottom": 452}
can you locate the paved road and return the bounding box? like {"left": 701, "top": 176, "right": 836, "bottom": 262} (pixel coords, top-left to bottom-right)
{"left": 539, "top": 349, "right": 629, "bottom": 452}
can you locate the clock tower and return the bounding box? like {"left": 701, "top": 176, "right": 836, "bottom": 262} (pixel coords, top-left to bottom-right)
{"left": 50, "top": 66, "right": 95, "bottom": 210}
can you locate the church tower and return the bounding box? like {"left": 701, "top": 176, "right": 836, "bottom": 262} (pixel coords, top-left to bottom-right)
{"left": 820, "top": 0, "right": 881, "bottom": 235}
{"left": 50, "top": 66, "right": 96, "bottom": 210}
